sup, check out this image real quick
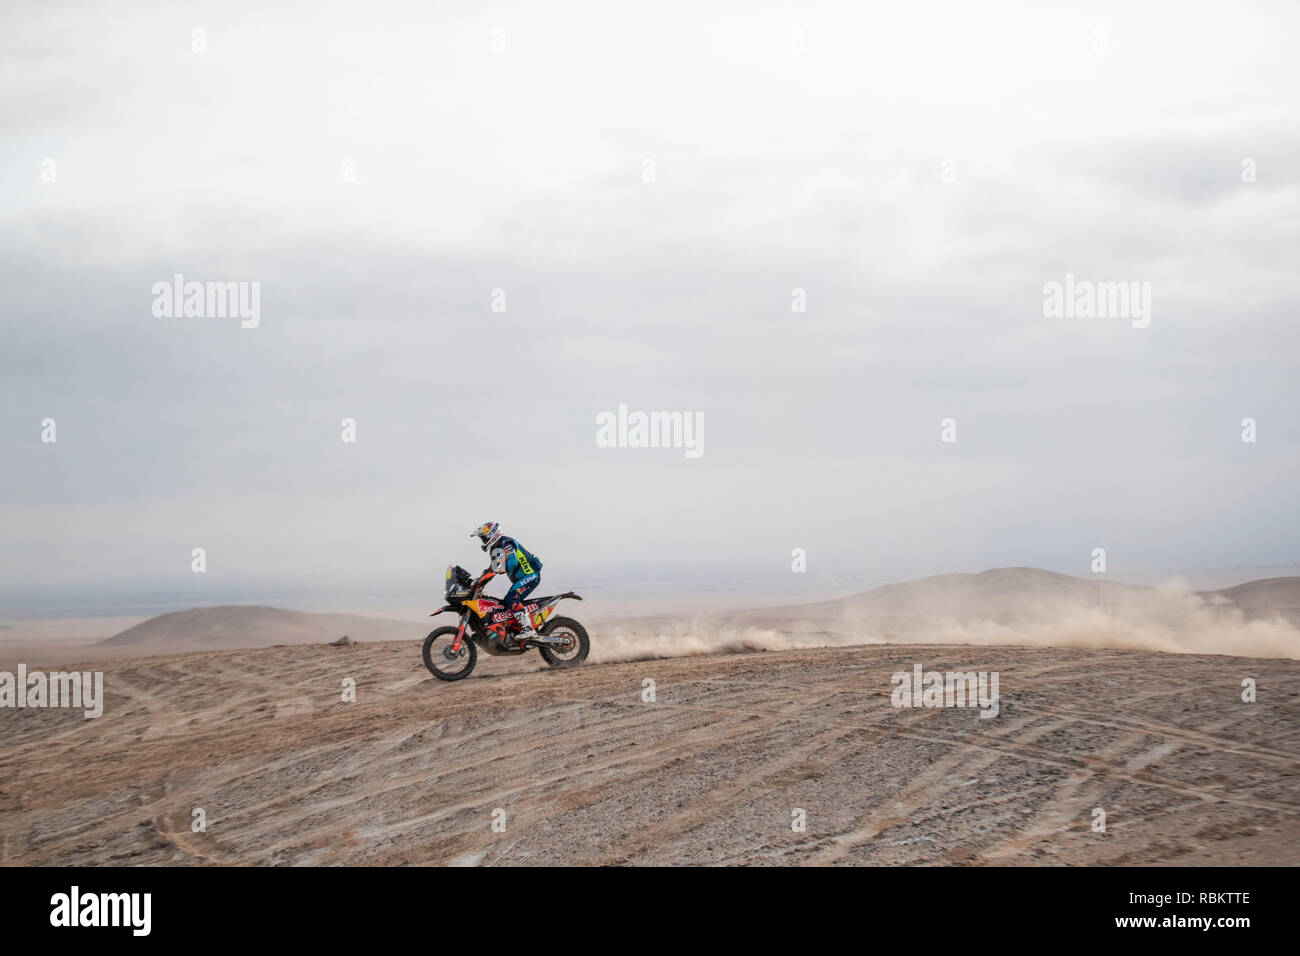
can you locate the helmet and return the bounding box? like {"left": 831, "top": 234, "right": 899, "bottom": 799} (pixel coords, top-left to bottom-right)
{"left": 471, "top": 521, "right": 502, "bottom": 552}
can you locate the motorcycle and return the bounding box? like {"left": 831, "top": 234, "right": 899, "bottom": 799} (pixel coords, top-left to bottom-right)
{"left": 422, "top": 564, "right": 590, "bottom": 681}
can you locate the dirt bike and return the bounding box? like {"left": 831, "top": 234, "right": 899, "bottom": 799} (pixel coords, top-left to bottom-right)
{"left": 422, "top": 564, "right": 590, "bottom": 681}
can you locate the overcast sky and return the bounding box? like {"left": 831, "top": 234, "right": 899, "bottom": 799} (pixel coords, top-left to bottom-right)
{"left": 2, "top": 0, "right": 1298, "bottom": 611}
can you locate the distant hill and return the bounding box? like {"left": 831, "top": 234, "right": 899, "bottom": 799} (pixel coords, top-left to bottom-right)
{"left": 744, "top": 567, "right": 1149, "bottom": 624}
{"left": 93, "top": 569, "right": 1300, "bottom": 660}
{"left": 1212, "top": 576, "right": 1300, "bottom": 608}
{"left": 101, "top": 605, "right": 419, "bottom": 651}
{"left": 1208, "top": 577, "right": 1300, "bottom": 629}
{"left": 840, "top": 566, "right": 1148, "bottom": 614}
{"left": 631, "top": 567, "right": 1300, "bottom": 658}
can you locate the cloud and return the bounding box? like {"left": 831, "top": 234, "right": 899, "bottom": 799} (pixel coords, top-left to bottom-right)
{"left": 1, "top": 0, "right": 1298, "bottom": 601}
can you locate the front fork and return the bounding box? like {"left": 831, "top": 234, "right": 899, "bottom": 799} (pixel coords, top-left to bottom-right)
{"left": 452, "top": 612, "right": 470, "bottom": 652}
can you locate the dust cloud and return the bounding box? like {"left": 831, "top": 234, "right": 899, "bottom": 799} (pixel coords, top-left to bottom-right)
{"left": 590, "top": 582, "right": 1300, "bottom": 662}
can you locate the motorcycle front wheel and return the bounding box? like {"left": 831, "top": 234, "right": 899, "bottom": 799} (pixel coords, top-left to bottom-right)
{"left": 423, "top": 626, "right": 477, "bottom": 681}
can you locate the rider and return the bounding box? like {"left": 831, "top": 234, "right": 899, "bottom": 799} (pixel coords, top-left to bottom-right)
{"left": 471, "top": 522, "right": 544, "bottom": 641}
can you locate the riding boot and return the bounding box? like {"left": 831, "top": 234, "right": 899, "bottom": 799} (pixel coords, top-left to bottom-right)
{"left": 514, "top": 609, "right": 538, "bottom": 641}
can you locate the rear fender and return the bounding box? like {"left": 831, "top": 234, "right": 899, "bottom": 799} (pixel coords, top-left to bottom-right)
{"left": 531, "top": 592, "right": 582, "bottom": 628}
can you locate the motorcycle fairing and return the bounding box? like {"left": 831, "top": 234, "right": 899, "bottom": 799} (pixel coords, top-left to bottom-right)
{"left": 464, "top": 593, "right": 579, "bottom": 629}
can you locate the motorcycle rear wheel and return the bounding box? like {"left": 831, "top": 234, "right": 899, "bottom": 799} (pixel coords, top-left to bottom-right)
{"left": 537, "top": 616, "right": 590, "bottom": 669}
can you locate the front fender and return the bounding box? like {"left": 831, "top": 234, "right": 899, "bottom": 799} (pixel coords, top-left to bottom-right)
{"left": 429, "top": 606, "right": 461, "bottom": 617}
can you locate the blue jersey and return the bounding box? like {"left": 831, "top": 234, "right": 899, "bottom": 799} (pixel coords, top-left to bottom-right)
{"left": 490, "top": 536, "right": 542, "bottom": 582}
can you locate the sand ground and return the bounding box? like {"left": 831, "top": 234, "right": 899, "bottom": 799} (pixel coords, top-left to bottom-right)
{"left": 2, "top": 640, "right": 1297, "bottom": 866}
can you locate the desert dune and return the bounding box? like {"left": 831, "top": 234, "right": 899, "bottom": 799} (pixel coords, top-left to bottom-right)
{"left": 1, "top": 639, "right": 1296, "bottom": 866}
{"left": 4, "top": 568, "right": 1299, "bottom": 866}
